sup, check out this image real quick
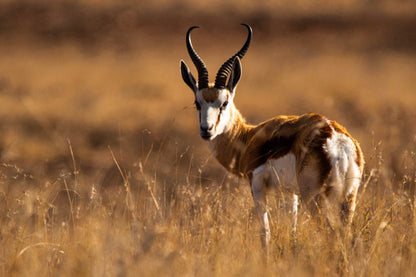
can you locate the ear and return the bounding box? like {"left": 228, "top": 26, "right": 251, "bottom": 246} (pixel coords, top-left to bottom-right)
{"left": 180, "top": 60, "right": 197, "bottom": 94}
{"left": 227, "top": 57, "right": 242, "bottom": 93}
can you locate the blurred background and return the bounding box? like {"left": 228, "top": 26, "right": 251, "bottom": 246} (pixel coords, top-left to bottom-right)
{"left": 0, "top": 0, "right": 415, "bottom": 203}
{"left": 1, "top": 0, "right": 416, "bottom": 275}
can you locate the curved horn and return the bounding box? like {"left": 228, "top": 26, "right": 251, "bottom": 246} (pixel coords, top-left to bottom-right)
{"left": 214, "top": 23, "right": 252, "bottom": 89}
{"left": 186, "top": 26, "right": 209, "bottom": 90}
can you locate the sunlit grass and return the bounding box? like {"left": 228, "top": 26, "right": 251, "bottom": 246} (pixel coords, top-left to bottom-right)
{"left": 2, "top": 141, "right": 416, "bottom": 276}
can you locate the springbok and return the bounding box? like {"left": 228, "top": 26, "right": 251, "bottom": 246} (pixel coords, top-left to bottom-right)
{"left": 180, "top": 24, "right": 364, "bottom": 253}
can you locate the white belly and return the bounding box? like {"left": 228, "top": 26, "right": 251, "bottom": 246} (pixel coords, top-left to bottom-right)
{"left": 252, "top": 153, "right": 298, "bottom": 193}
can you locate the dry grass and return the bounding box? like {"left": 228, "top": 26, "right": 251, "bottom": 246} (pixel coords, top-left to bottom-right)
{"left": 0, "top": 1, "right": 416, "bottom": 276}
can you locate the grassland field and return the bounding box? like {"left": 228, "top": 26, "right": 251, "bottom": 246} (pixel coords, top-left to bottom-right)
{"left": 0, "top": 1, "right": 416, "bottom": 276}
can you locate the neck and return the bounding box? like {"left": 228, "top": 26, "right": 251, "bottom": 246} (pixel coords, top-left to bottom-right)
{"left": 208, "top": 107, "right": 253, "bottom": 176}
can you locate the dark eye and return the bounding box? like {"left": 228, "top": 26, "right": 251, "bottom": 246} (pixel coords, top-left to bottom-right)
{"left": 194, "top": 101, "right": 201, "bottom": 110}
{"left": 221, "top": 101, "right": 228, "bottom": 110}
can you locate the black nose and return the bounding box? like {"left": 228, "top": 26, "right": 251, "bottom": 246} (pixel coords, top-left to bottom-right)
{"left": 200, "top": 124, "right": 214, "bottom": 132}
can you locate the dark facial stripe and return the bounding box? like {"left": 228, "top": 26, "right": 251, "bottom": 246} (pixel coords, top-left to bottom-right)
{"left": 214, "top": 94, "right": 228, "bottom": 132}
{"left": 214, "top": 110, "right": 221, "bottom": 132}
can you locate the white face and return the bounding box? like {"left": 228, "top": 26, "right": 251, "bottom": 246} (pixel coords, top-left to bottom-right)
{"left": 194, "top": 87, "right": 234, "bottom": 140}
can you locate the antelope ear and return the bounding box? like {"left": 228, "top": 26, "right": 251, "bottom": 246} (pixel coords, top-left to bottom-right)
{"left": 180, "top": 60, "right": 197, "bottom": 94}
{"left": 227, "top": 57, "right": 242, "bottom": 93}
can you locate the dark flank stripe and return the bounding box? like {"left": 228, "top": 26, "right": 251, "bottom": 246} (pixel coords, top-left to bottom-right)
{"left": 241, "top": 114, "right": 329, "bottom": 174}
{"left": 239, "top": 113, "right": 359, "bottom": 189}
{"left": 244, "top": 134, "right": 295, "bottom": 174}
{"left": 213, "top": 112, "right": 363, "bottom": 185}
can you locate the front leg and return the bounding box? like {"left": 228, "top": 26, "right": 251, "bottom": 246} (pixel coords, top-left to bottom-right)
{"left": 251, "top": 169, "right": 270, "bottom": 256}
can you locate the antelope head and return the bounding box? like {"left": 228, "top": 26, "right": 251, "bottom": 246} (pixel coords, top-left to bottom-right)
{"left": 180, "top": 24, "right": 252, "bottom": 140}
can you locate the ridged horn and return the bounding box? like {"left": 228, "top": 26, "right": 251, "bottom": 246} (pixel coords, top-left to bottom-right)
{"left": 186, "top": 26, "right": 209, "bottom": 90}
{"left": 214, "top": 23, "right": 252, "bottom": 89}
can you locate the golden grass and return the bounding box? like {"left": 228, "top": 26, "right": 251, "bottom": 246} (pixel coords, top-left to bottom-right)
{"left": 0, "top": 2, "right": 416, "bottom": 276}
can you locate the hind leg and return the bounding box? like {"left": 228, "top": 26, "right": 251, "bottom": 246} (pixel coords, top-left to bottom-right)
{"left": 298, "top": 162, "right": 343, "bottom": 231}
{"left": 341, "top": 180, "right": 359, "bottom": 226}
{"left": 340, "top": 161, "right": 362, "bottom": 226}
